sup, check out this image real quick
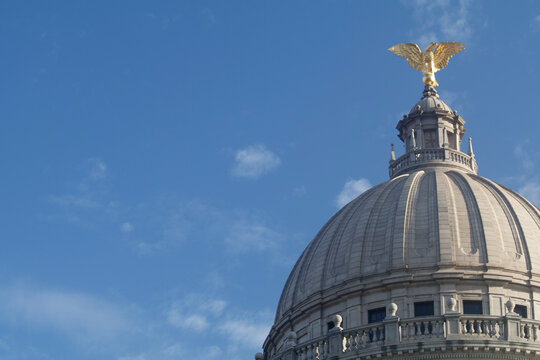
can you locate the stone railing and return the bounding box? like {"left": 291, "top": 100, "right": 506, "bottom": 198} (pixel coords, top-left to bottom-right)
{"left": 389, "top": 147, "right": 477, "bottom": 178}
{"left": 269, "top": 312, "right": 540, "bottom": 360}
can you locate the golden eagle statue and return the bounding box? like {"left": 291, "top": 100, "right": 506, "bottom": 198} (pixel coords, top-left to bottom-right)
{"left": 388, "top": 42, "right": 465, "bottom": 87}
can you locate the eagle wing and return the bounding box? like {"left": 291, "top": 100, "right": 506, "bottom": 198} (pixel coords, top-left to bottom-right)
{"left": 433, "top": 42, "right": 465, "bottom": 70}
{"left": 388, "top": 43, "right": 423, "bottom": 72}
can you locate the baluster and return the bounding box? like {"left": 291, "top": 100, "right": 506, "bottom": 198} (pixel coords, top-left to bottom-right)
{"left": 401, "top": 322, "right": 408, "bottom": 341}
{"left": 300, "top": 347, "right": 306, "bottom": 360}
{"left": 409, "top": 321, "right": 416, "bottom": 339}
{"left": 520, "top": 323, "right": 525, "bottom": 338}
{"left": 533, "top": 325, "right": 538, "bottom": 342}
{"left": 343, "top": 334, "right": 351, "bottom": 352}
{"left": 487, "top": 320, "right": 494, "bottom": 338}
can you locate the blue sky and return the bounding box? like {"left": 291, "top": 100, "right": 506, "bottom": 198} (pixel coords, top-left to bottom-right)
{"left": 1, "top": 1, "right": 540, "bottom": 359}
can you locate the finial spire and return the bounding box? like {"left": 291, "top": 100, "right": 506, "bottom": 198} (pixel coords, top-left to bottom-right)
{"left": 468, "top": 137, "right": 475, "bottom": 157}
{"left": 390, "top": 143, "right": 396, "bottom": 162}
{"left": 422, "top": 85, "right": 438, "bottom": 99}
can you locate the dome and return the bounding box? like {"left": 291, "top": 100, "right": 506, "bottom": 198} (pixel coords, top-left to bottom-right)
{"left": 275, "top": 166, "right": 540, "bottom": 321}
{"left": 262, "top": 83, "right": 540, "bottom": 360}
{"left": 409, "top": 93, "right": 452, "bottom": 115}
{"left": 407, "top": 86, "right": 453, "bottom": 116}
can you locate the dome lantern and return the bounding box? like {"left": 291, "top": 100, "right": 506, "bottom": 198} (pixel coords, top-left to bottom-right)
{"left": 390, "top": 85, "right": 476, "bottom": 178}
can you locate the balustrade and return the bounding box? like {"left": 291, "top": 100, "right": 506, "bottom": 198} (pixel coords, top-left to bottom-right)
{"left": 400, "top": 317, "right": 445, "bottom": 341}
{"left": 389, "top": 148, "right": 475, "bottom": 177}
{"left": 342, "top": 323, "right": 385, "bottom": 353}
{"left": 271, "top": 315, "right": 540, "bottom": 360}
{"left": 458, "top": 316, "right": 504, "bottom": 339}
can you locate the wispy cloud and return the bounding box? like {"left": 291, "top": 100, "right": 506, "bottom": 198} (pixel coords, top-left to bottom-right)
{"left": 86, "top": 158, "right": 107, "bottom": 181}
{"left": 531, "top": 14, "right": 540, "bottom": 30}
{"left": 405, "top": 0, "right": 476, "bottom": 46}
{"left": 0, "top": 285, "right": 134, "bottom": 345}
{"left": 167, "top": 294, "right": 227, "bottom": 333}
{"left": 224, "top": 217, "right": 284, "bottom": 253}
{"left": 514, "top": 144, "right": 537, "bottom": 171}
{"left": 230, "top": 145, "right": 281, "bottom": 179}
{"left": 133, "top": 198, "right": 290, "bottom": 258}
{"left": 121, "top": 222, "right": 134, "bottom": 233}
{"left": 217, "top": 312, "right": 272, "bottom": 349}
{"left": 47, "top": 158, "right": 110, "bottom": 213}
{"left": 511, "top": 142, "right": 540, "bottom": 206}
{"left": 519, "top": 181, "right": 540, "bottom": 206}
{"left": 336, "top": 178, "right": 372, "bottom": 208}
{"left": 165, "top": 292, "right": 270, "bottom": 355}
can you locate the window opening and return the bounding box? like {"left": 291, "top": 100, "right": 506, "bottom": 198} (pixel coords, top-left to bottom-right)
{"left": 414, "top": 301, "right": 434, "bottom": 317}
{"left": 515, "top": 305, "right": 527, "bottom": 318}
{"left": 463, "top": 300, "right": 483, "bottom": 315}
{"left": 368, "top": 307, "right": 386, "bottom": 324}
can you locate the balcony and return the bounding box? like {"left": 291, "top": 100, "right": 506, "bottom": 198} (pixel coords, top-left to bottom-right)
{"left": 271, "top": 313, "right": 540, "bottom": 360}
{"left": 389, "top": 147, "right": 477, "bottom": 178}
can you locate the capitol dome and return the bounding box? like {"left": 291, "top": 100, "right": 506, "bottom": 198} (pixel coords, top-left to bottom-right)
{"left": 275, "top": 167, "right": 540, "bottom": 322}
{"left": 260, "top": 85, "right": 540, "bottom": 360}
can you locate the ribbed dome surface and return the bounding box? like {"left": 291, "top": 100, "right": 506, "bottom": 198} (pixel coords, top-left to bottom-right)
{"left": 409, "top": 94, "right": 452, "bottom": 115}
{"left": 275, "top": 166, "right": 540, "bottom": 321}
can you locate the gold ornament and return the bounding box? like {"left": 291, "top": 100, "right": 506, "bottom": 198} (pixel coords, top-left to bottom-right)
{"left": 388, "top": 42, "right": 465, "bottom": 87}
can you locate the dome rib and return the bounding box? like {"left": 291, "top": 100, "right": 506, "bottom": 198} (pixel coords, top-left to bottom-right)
{"left": 345, "top": 180, "right": 402, "bottom": 279}
{"left": 403, "top": 171, "right": 425, "bottom": 267}
{"left": 446, "top": 171, "right": 488, "bottom": 262}
{"left": 360, "top": 175, "right": 408, "bottom": 274}
{"left": 473, "top": 176, "right": 525, "bottom": 261}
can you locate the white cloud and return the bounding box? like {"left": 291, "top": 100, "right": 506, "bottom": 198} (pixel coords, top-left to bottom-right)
{"left": 47, "top": 158, "right": 110, "bottom": 215}
{"left": 225, "top": 218, "right": 284, "bottom": 253}
{"left": 230, "top": 145, "right": 281, "bottom": 179}
{"left": 162, "top": 343, "right": 183, "bottom": 357}
{"left": 86, "top": 158, "right": 108, "bottom": 180}
{"left": 514, "top": 144, "right": 536, "bottom": 171}
{"left": 406, "top": 0, "right": 474, "bottom": 44}
{"left": 336, "top": 178, "right": 372, "bottom": 208}
{"left": 0, "top": 285, "right": 132, "bottom": 344}
{"left": 121, "top": 222, "right": 134, "bottom": 233}
{"left": 218, "top": 314, "right": 272, "bottom": 348}
{"left": 167, "top": 295, "right": 227, "bottom": 332}
{"left": 201, "top": 299, "right": 227, "bottom": 316}
{"left": 519, "top": 181, "right": 540, "bottom": 206}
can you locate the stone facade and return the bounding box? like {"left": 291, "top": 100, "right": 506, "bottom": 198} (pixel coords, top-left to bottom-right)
{"left": 260, "top": 86, "right": 540, "bottom": 360}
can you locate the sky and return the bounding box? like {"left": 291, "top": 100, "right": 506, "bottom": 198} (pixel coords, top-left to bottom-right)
{"left": 1, "top": 1, "right": 540, "bottom": 359}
